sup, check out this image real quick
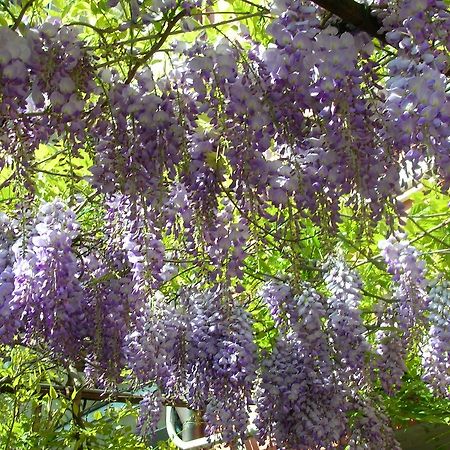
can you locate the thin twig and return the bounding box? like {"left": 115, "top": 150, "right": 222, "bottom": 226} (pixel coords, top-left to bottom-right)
{"left": 12, "top": 0, "right": 35, "bottom": 31}
{"left": 125, "top": 10, "right": 186, "bottom": 84}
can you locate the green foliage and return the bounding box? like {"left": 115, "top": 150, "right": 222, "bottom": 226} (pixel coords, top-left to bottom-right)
{"left": 0, "top": 347, "right": 147, "bottom": 449}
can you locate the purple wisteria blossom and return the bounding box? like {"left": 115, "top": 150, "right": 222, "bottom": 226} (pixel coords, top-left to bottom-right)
{"left": 422, "top": 279, "right": 450, "bottom": 397}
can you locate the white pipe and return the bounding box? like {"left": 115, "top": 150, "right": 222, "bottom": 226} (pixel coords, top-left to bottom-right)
{"left": 166, "top": 406, "right": 223, "bottom": 450}
{"left": 175, "top": 407, "right": 196, "bottom": 441}
{"left": 166, "top": 405, "right": 258, "bottom": 449}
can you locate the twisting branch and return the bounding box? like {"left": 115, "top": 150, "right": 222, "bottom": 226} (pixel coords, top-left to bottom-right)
{"left": 12, "top": 0, "right": 35, "bottom": 31}
{"left": 125, "top": 9, "right": 186, "bottom": 84}
{"left": 311, "top": 0, "right": 385, "bottom": 41}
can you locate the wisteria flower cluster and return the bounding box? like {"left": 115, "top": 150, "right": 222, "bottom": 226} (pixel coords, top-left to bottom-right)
{"left": 422, "top": 279, "right": 450, "bottom": 397}
{"left": 256, "top": 277, "right": 400, "bottom": 449}
{"left": 0, "top": 199, "right": 447, "bottom": 447}
{"left": 8, "top": 201, "right": 89, "bottom": 358}
{"left": 378, "top": 232, "right": 428, "bottom": 333}
{"left": 126, "top": 287, "right": 257, "bottom": 442}
{"left": 324, "top": 259, "right": 371, "bottom": 382}
{"left": 376, "top": 232, "right": 428, "bottom": 393}
{"left": 0, "top": 0, "right": 450, "bottom": 447}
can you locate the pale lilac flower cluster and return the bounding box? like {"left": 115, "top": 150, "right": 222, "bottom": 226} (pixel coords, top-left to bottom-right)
{"left": 324, "top": 260, "right": 371, "bottom": 382}
{"left": 258, "top": 281, "right": 293, "bottom": 329}
{"left": 136, "top": 391, "right": 163, "bottom": 437}
{"left": 347, "top": 399, "right": 401, "bottom": 449}
{"left": 375, "top": 318, "right": 408, "bottom": 395}
{"left": 378, "top": 0, "right": 449, "bottom": 67}
{"left": 183, "top": 288, "right": 257, "bottom": 441}
{"left": 126, "top": 287, "right": 257, "bottom": 441}
{"left": 9, "top": 201, "right": 89, "bottom": 359}
{"left": 422, "top": 280, "right": 450, "bottom": 397}
{"left": 83, "top": 252, "right": 133, "bottom": 385}
{"left": 125, "top": 299, "right": 186, "bottom": 397}
{"left": 384, "top": 58, "right": 450, "bottom": 186}
{"left": 0, "top": 27, "right": 32, "bottom": 114}
{"left": 90, "top": 70, "right": 183, "bottom": 197}
{"left": 0, "top": 23, "right": 96, "bottom": 167}
{"left": 29, "top": 22, "right": 97, "bottom": 144}
{"left": 256, "top": 282, "right": 348, "bottom": 448}
{"left": 378, "top": 232, "right": 427, "bottom": 333}
{"left": 376, "top": 233, "right": 428, "bottom": 394}
{"left": 256, "top": 273, "right": 407, "bottom": 447}
{"left": 256, "top": 333, "right": 347, "bottom": 449}
{"left": 0, "top": 214, "right": 18, "bottom": 342}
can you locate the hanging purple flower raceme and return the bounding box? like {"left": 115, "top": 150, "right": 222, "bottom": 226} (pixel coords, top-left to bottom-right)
{"left": 291, "top": 285, "right": 335, "bottom": 375}
{"left": 127, "top": 286, "right": 257, "bottom": 442}
{"left": 136, "top": 390, "right": 164, "bottom": 437}
{"left": 125, "top": 297, "right": 187, "bottom": 401}
{"left": 182, "top": 287, "right": 257, "bottom": 442}
{"left": 90, "top": 69, "right": 184, "bottom": 200}
{"left": 378, "top": 0, "right": 450, "bottom": 69}
{"left": 182, "top": 131, "right": 223, "bottom": 215}
{"left": 0, "top": 27, "right": 41, "bottom": 187}
{"left": 422, "top": 279, "right": 450, "bottom": 397}
{"left": 28, "top": 22, "right": 97, "bottom": 148}
{"left": 306, "top": 29, "right": 400, "bottom": 224}
{"left": 201, "top": 199, "right": 249, "bottom": 280}
{"left": 10, "top": 200, "right": 89, "bottom": 360}
{"left": 82, "top": 252, "right": 133, "bottom": 385}
{"left": 83, "top": 194, "right": 169, "bottom": 384}
{"left": 0, "top": 213, "right": 20, "bottom": 343}
{"left": 383, "top": 58, "right": 450, "bottom": 187}
{"left": 375, "top": 316, "right": 408, "bottom": 395}
{"left": 378, "top": 232, "right": 428, "bottom": 335}
{"left": 258, "top": 281, "right": 296, "bottom": 330}
{"left": 124, "top": 295, "right": 187, "bottom": 437}
{"left": 347, "top": 399, "right": 401, "bottom": 449}
{"left": 122, "top": 205, "right": 166, "bottom": 294}
{"left": 0, "top": 27, "right": 32, "bottom": 114}
{"left": 376, "top": 233, "right": 427, "bottom": 394}
{"left": 324, "top": 259, "right": 371, "bottom": 383}
{"left": 255, "top": 332, "right": 348, "bottom": 450}
{"left": 256, "top": 281, "right": 348, "bottom": 448}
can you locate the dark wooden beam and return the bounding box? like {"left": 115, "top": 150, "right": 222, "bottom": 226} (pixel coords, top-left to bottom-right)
{"left": 312, "top": 0, "right": 385, "bottom": 41}
{"left": 0, "top": 381, "right": 194, "bottom": 408}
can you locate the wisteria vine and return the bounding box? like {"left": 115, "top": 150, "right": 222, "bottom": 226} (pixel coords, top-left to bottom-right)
{"left": 0, "top": 0, "right": 449, "bottom": 447}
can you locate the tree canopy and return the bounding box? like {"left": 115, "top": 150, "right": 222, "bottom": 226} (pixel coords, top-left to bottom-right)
{"left": 0, "top": 0, "right": 449, "bottom": 449}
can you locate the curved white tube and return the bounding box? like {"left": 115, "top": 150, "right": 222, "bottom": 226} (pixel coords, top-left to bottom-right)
{"left": 166, "top": 406, "right": 223, "bottom": 450}
{"left": 166, "top": 405, "right": 258, "bottom": 449}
